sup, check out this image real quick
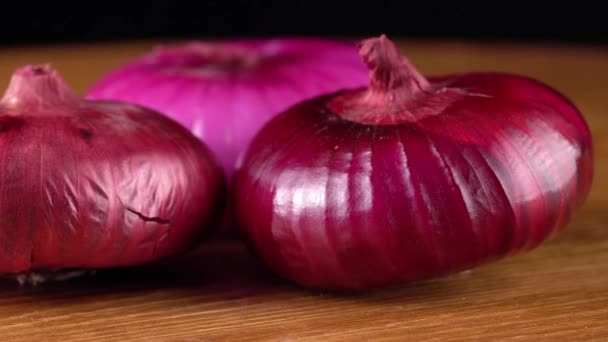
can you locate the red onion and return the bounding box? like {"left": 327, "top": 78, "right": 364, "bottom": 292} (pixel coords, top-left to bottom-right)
{"left": 232, "top": 35, "right": 594, "bottom": 290}
{"left": 0, "top": 65, "right": 225, "bottom": 284}
{"left": 86, "top": 38, "right": 369, "bottom": 179}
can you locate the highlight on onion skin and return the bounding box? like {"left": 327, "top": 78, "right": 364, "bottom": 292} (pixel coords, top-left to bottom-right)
{"left": 86, "top": 38, "right": 370, "bottom": 180}
{"left": 0, "top": 65, "right": 226, "bottom": 284}
{"left": 232, "top": 35, "right": 594, "bottom": 291}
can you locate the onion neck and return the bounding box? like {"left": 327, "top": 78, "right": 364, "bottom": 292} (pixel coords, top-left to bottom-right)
{"left": 152, "top": 42, "right": 262, "bottom": 76}
{"left": 363, "top": 35, "right": 430, "bottom": 98}
{"left": 0, "top": 65, "right": 79, "bottom": 109}
{"left": 328, "top": 35, "right": 452, "bottom": 125}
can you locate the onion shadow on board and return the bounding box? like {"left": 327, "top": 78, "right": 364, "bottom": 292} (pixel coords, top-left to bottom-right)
{"left": 0, "top": 239, "right": 286, "bottom": 302}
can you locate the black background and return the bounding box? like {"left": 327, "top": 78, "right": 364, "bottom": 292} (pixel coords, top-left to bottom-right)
{"left": 0, "top": 3, "right": 605, "bottom": 46}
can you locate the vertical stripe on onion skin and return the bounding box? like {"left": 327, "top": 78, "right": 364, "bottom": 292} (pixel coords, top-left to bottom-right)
{"left": 0, "top": 65, "right": 226, "bottom": 284}
{"left": 232, "top": 35, "right": 594, "bottom": 291}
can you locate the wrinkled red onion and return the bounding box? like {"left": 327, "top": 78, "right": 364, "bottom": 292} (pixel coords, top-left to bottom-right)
{"left": 86, "top": 38, "right": 369, "bottom": 179}
{"left": 0, "top": 65, "right": 225, "bottom": 284}
{"left": 232, "top": 35, "right": 594, "bottom": 290}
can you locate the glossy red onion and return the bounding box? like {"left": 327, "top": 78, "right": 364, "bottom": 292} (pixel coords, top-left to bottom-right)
{"left": 232, "top": 35, "right": 594, "bottom": 290}
{"left": 0, "top": 65, "right": 225, "bottom": 284}
{"left": 86, "top": 38, "right": 369, "bottom": 179}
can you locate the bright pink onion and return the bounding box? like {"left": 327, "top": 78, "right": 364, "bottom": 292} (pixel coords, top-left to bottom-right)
{"left": 232, "top": 35, "right": 594, "bottom": 290}
{"left": 86, "top": 38, "right": 369, "bottom": 179}
{"left": 0, "top": 65, "right": 225, "bottom": 284}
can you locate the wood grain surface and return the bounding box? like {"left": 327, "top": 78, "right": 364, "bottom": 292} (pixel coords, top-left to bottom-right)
{"left": 0, "top": 39, "right": 606, "bottom": 341}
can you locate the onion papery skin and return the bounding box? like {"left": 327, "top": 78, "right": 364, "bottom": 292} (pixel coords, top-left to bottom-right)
{"left": 0, "top": 65, "right": 225, "bottom": 279}
{"left": 86, "top": 38, "right": 370, "bottom": 179}
{"left": 232, "top": 36, "right": 594, "bottom": 291}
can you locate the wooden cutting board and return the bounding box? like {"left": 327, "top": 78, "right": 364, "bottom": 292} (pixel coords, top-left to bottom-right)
{"left": 0, "top": 39, "right": 606, "bottom": 341}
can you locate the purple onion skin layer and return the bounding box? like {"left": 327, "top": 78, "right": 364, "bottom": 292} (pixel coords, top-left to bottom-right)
{"left": 86, "top": 38, "right": 370, "bottom": 179}
{"left": 0, "top": 65, "right": 225, "bottom": 276}
{"left": 232, "top": 36, "right": 594, "bottom": 291}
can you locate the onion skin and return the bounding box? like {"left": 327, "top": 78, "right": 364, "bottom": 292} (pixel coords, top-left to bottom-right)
{"left": 86, "top": 38, "right": 369, "bottom": 179}
{"left": 232, "top": 35, "right": 594, "bottom": 290}
{"left": 0, "top": 65, "right": 225, "bottom": 278}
